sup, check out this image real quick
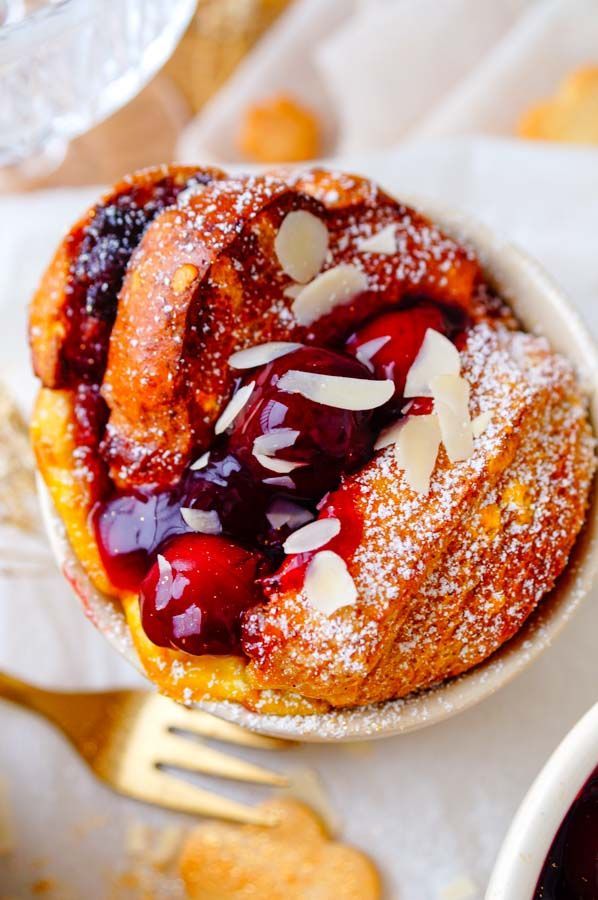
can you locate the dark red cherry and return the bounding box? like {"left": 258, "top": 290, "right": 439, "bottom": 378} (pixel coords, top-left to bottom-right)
{"left": 178, "top": 451, "right": 272, "bottom": 546}
{"left": 345, "top": 301, "right": 459, "bottom": 397}
{"left": 94, "top": 489, "right": 186, "bottom": 592}
{"left": 227, "top": 347, "right": 376, "bottom": 499}
{"left": 139, "top": 534, "right": 263, "bottom": 655}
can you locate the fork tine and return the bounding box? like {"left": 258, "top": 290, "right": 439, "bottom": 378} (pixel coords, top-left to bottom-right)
{"left": 132, "top": 769, "right": 280, "bottom": 825}
{"left": 154, "top": 732, "right": 288, "bottom": 787}
{"left": 155, "top": 697, "right": 292, "bottom": 750}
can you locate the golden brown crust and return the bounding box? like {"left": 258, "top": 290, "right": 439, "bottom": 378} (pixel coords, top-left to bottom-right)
{"left": 101, "top": 168, "right": 480, "bottom": 487}
{"left": 358, "top": 346, "right": 594, "bottom": 703}
{"left": 101, "top": 175, "right": 317, "bottom": 486}
{"left": 243, "top": 326, "right": 595, "bottom": 707}
{"left": 29, "top": 164, "right": 225, "bottom": 389}
{"left": 31, "top": 387, "right": 112, "bottom": 596}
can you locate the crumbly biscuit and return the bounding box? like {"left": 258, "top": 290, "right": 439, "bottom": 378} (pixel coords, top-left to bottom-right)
{"left": 519, "top": 66, "right": 598, "bottom": 144}
{"left": 238, "top": 94, "right": 320, "bottom": 163}
{"left": 179, "top": 799, "right": 381, "bottom": 900}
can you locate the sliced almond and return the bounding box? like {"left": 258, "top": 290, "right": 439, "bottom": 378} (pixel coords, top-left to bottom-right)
{"left": 430, "top": 373, "right": 473, "bottom": 462}
{"left": 275, "top": 210, "right": 329, "bottom": 284}
{"left": 214, "top": 382, "right": 255, "bottom": 434}
{"left": 229, "top": 342, "right": 303, "bottom": 370}
{"left": 472, "top": 410, "right": 492, "bottom": 437}
{"left": 283, "top": 517, "right": 341, "bottom": 554}
{"left": 304, "top": 550, "right": 358, "bottom": 616}
{"left": 277, "top": 370, "right": 394, "bottom": 410}
{"left": 395, "top": 413, "right": 441, "bottom": 494}
{"left": 292, "top": 264, "right": 368, "bottom": 327}
{"left": 253, "top": 428, "right": 300, "bottom": 456}
{"left": 354, "top": 335, "right": 390, "bottom": 372}
{"left": 254, "top": 454, "right": 306, "bottom": 474}
{"left": 374, "top": 418, "right": 405, "bottom": 450}
{"left": 263, "top": 475, "right": 296, "bottom": 489}
{"left": 404, "top": 329, "right": 460, "bottom": 398}
{"left": 190, "top": 451, "right": 210, "bottom": 471}
{"left": 283, "top": 283, "right": 303, "bottom": 299}
{"left": 357, "top": 223, "right": 397, "bottom": 254}
{"left": 266, "top": 498, "right": 314, "bottom": 530}
{"left": 180, "top": 507, "right": 223, "bottom": 535}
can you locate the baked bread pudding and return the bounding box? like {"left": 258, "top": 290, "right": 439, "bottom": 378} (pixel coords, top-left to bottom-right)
{"left": 29, "top": 166, "right": 595, "bottom": 715}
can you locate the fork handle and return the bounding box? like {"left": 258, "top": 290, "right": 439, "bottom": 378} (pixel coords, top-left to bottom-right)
{"left": 0, "top": 670, "right": 58, "bottom": 719}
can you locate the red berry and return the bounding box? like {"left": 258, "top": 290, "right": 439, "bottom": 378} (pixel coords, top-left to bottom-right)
{"left": 227, "top": 347, "right": 376, "bottom": 499}
{"left": 139, "top": 534, "right": 263, "bottom": 655}
{"left": 94, "top": 489, "right": 186, "bottom": 592}
{"left": 345, "top": 301, "right": 457, "bottom": 397}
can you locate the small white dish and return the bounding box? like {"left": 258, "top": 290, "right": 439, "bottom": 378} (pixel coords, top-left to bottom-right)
{"left": 486, "top": 701, "right": 598, "bottom": 899}
{"left": 38, "top": 198, "right": 598, "bottom": 742}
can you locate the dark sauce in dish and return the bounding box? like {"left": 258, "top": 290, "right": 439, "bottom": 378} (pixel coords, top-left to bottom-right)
{"left": 534, "top": 764, "right": 598, "bottom": 899}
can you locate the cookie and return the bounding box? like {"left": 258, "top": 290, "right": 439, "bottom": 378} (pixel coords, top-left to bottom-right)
{"left": 518, "top": 66, "right": 598, "bottom": 144}
{"left": 179, "top": 798, "right": 381, "bottom": 899}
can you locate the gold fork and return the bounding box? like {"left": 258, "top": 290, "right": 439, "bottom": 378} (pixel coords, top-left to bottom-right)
{"left": 0, "top": 672, "right": 290, "bottom": 825}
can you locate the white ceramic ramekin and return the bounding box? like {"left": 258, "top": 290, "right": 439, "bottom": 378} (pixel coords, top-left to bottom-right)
{"left": 486, "top": 701, "right": 598, "bottom": 899}
{"left": 38, "top": 198, "right": 598, "bottom": 741}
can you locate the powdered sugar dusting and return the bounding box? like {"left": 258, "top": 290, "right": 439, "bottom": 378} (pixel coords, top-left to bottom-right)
{"left": 243, "top": 323, "right": 595, "bottom": 708}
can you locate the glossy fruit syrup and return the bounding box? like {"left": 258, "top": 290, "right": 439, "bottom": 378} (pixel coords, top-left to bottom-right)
{"left": 93, "top": 299, "right": 466, "bottom": 656}
{"left": 62, "top": 170, "right": 212, "bottom": 385}
{"left": 534, "top": 764, "right": 598, "bottom": 899}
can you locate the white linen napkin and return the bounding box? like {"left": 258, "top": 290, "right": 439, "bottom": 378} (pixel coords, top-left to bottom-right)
{"left": 177, "top": 0, "right": 598, "bottom": 164}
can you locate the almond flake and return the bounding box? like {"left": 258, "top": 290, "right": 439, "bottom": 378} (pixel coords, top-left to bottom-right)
{"left": 283, "top": 517, "right": 341, "bottom": 554}
{"left": 430, "top": 373, "right": 473, "bottom": 462}
{"left": 229, "top": 342, "right": 303, "bottom": 369}
{"left": 357, "top": 224, "right": 397, "bottom": 254}
{"left": 472, "top": 410, "right": 492, "bottom": 437}
{"left": 190, "top": 451, "right": 210, "bottom": 471}
{"left": 395, "top": 413, "right": 441, "bottom": 494}
{"left": 354, "top": 335, "right": 390, "bottom": 372}
{"left": 254, "top": 454, "right": 306, "bottom": 474}
{"left": 275, "top": 210, "right": 329, "bottom": 283}
{"left": 253, "top": 428, "right": 300, "bottom": 456}
{"left": 304, "top": 550, "right": 358, "bottom": 615}
{"left": 263, "top": 475, "right": 296, "bottom": 489}
{"left": 278, "top": 370, "right": 394, "bottom": 410}
{"left": 404, "top": 329, "right": 460, "bottom": 398}
{"left": 214, "top": 382, "right": 255, "bottom": 434}
{"left": 292, "top": 264, "right": 368, "bottom": 326}
{"left": 266, "top": 498, "right": 314, "bottom": 530}
{"left": 283, "top": 283, "right": 303, "bottom": 299}
{"left": 374, "top": 418, "right": 405, "bottom": 450}
{"left": 180, "top": 507, "right": 222, "bottom": 535}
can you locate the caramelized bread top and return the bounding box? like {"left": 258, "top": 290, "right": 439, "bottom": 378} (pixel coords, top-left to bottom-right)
{"left": 30, "top": 166, "right": 481, "bottom": 489}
